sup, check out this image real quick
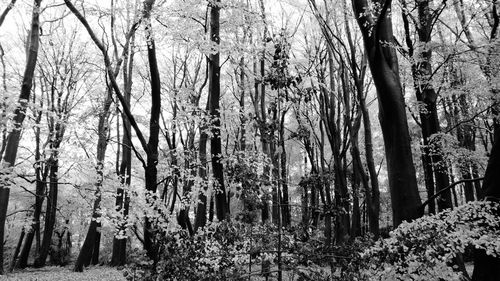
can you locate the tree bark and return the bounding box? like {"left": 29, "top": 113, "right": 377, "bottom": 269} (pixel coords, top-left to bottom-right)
{"left": 472, "top": 126, "right": 500, "bottom": 280}
{"left": 111, "top": 29, "right": 135, "bottom": 267}
{"left": 194, "top": 99, "right": 210, "bottom": 231}
{"left": 279, "top": 110, "right": 290, "bottom": 228}
{"left": 17, "top": 95, "right": 46, "bottom": 268}
{"left": 0, "top": 0, "right": 41, "bottom": 273}
{"left": 353, "top": 0, "right": 422, "bottom": 226}
{"left": 356, "top": 79, "right": 380, "bottom": 238}
{"left": 0, "top": 188, "right": 9, "bottom": 274}
{"left": 9, "top": 228, "right": 24, "bottom": 272}
{"left": 209, "top": 0, "right": 228, "bottom": 221}
{"left": 402, "top": 0, "right": 452, "bottom": 212}
{"left": 34, "top": 155, "right": 58, "bottom": 267}
{"left": 74, "top": 89, "right": 112, "bottom": 271}
{"left": 143, "top": 0, "right": 161, "bottom": 260}
{"left": 0, "top": 0, "right": 17, "bottom": 28}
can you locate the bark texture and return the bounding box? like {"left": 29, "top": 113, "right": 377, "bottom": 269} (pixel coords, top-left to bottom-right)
{"left": 0, "top": 0, "right": 41, "bottom": 273}
{"left": 352, "top": 0, "right": 422, "bottom": 226}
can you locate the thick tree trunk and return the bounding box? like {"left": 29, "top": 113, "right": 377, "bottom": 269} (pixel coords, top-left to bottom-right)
{"left": 209, "top": 0, "right": 227, "bottom": 221}
{"left": 353, "top": 0, "right": 422, "bottom": 226}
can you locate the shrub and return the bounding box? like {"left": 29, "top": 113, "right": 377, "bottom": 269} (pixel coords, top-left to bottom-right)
{"left": 361, "top": 201, "right": 500, "bottom": 281}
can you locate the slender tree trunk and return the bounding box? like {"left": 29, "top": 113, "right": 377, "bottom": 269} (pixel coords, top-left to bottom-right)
{"left": 111, "top": 32, "right": 135, "bottom": 267}
{"left": 255, "top": 0, "right": 270, "bottom": 224}
{"left": 143, "top": 0, "right": 161, "bottom": 260}
{"left": 0, "top": 188, "right": 8, "bottom": 274}
{"left": 318, "top": 122, "right": 332, "bottom": 246}
{"left": 321, "top": 57, "right": 349, "bottom": 243}
{"left": 405, "top": 0, "right": 451, "bottom": 211}
{"left": 0, "top": 0, "right": 17, "bottom": 27}
{"left": 9, "top": 228, "right": 24, "bottom": 272}
{"left": 34, "top": 155, "right": 58, "bottom": 267}
{"left": 350, "top": 112, "right": 364, "bottom": 238}
{"left": 279, "top": 110, "right": 290, "bottom": 228}
{"left": 357, "top": 92, "right": 380, "bottom": 237}
{"left": 238, "top": 57, "right": 247, "bottom": 151}
{"left": 472, "top": 164, "right": 483, "bottom": 199}
{"left": 270, "top": 103, "right": 280, "bottom": 225}
{"left": 17, "top": 102, "right": 46, "bottom": 268}
{"left": 456, "top": 94, "right": 477, "bottom": 202}
{"left": 0, "top": 0, "right": 41, "bottom": 273}
{"left": 209, "top": 0, "right": 227, "bottom": 221}
{"left": 195, "top": 99, "right": 210, "bottom": 231}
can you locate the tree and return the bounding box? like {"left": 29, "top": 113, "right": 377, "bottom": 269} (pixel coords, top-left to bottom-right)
{"left": 401, "top": 0, "right": 452, "bottom": 213}
{"left": 352, "top": 0, "right": 422, "bottom": 226}
{"left": 209, "top": 0, "right": 228, "bottom": 221}
{"left": 16, "top": 77, "right": 46, "bottom": 269}
{"left": 32, "top": 25, "right": 85, "bottom": 268}
{"left": 472, "top": 119, "right": 500, "bottom": 281}
{"left": 111, "top": 19, "right": 136, "bottom": 268}
{"left": 0, "top": 0, "right": 41, "bottom": 273}
{"left": 64, "top": 0, "right": 170, "bottom": 264}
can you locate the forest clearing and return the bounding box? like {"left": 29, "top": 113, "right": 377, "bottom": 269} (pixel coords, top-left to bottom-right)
{"left": 0, "top": 0, "right": 499, "bottom": 280}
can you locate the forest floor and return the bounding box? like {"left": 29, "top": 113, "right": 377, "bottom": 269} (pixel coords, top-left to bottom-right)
{"left": 0, "top": 266, "right": 125, "bottom": 281}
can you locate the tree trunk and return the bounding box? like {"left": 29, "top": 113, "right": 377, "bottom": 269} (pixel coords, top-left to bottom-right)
{"left": 0, "top": 0, "right": 41, "bottom": 273}
{"left": 238, "top": 57, "right": 247, "bottom": 151}
{"left": 404, "top": 0, "right": 452, "bottom": 211}
{"left": 0, "top": 188, "right": 9, "bottom": 274}
{"left": 472, "top": 127, "right": 500, "bottom": 280}
{"left": 143, "top": 0, "right": 161, "bottom": 260}
{"left": 209, "top": 0, "right": 227, "bottom": 221}
{"left": 111, "top": 31, "right": 135, "bottom": 267}
{"left": 74, "top": 88, "right": 112, "bottom": 271}
{"left": 456, "top": 94, "right": 477, "bottom": 202}
{"left": 194, "top": 100, "right": 210, "bottom": 231}
{"left": 0, "top": 0, "right": 17, "bottom": 28}
{"left": 270, "top": 103, "right": 280, "bottom": 225}
{"left": 353, "top": 0, "right": 422, "bottom": 226}
{"left": 358, "top": 93, "right": 380, "bottom": 237}
{"left": 279, "top": 110, "right": 290, "bottom": 228}
{"left": 17, "top": 104, "right": 46, "bottom": 268}
{"left": 350, "top": 113, "right": 364, "bottom": 238}
{"left": 34, "top": 156, "right": 58, "bottom": 267}
{"left": 74, "top": 195, "right": 101, "bottom": 272}
{"left": 9, "top": 228, "right": 24, "bottom": 272}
